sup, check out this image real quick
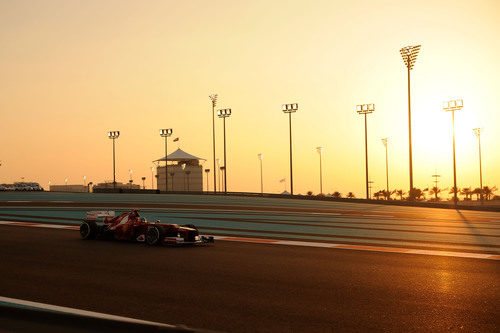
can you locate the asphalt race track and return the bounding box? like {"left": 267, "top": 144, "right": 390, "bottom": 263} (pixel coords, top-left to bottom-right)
{"left": 0, "top": 226, "right": 499, "bottom": 332}
{"left": 0, "top": 193, "right": 499, "bottom": 331}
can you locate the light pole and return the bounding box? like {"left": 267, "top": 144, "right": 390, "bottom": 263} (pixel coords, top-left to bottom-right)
{"left": 204, "top": 169, "right": 210, "bottom": 192}
{"left": 381, "top": 138, "right": 389, "bottom": 200}
{"left": 107, "top": 131, "right": 120, "bottom": 189}
{"left": 220, "top": 166, "right": 225, "bottom": 190}
{"left": 151, "top": 167, "right": 154, "bottom": 189}
{"left": 443, "top": 99, "right": 463, "bottom": 205}
{"left": 473, "top": 128, "right": 483, "bottom": 203}
{"left": 216, "top": 158, "right": 221, "bottom": 191}
{"left": 141, "top": 177, "right": 146, "bottom": 189}
{"left": 400, "top": 45, "right": 421, "bottom": 201}
{"left": 282, "top": 103, "right": 298, "bottom": 195}
{"left": 83, "top": 175, "right": 86, "bottom": 187}
{"left": 210, "top": 94, "right": 218, "bottom": 193}
{"left": 257, "top": 154, "right": 263, "bottom": 194}
{"left": 169, "top": 172, "right": 175, "bottom": 191}
{"left": 160, "top": 128, "right": 173, "bottom": 192}
{"left": 356, "top": 104, "right": 375, "bottom": 200}
{"left": 181, "top": 164, "right": 186, "bottom": 191}
{"left": 129, "top": 169, "right": 133, "bottom": 188}
{"left": 316, "top": 147, "right": 324, "bottom": 195}
{"left": 65, "top": 178, "right": 68, "bottom": 186}
{"left": 218, "top": 108, "right": 231, "bottom": 194}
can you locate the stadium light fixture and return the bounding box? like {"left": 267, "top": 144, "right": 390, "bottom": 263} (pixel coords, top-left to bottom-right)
{"left": 381, "top": 138, "right": 389, "bottom": 199}
{"left": 357, "top": 104, "right": 375, "bottom": 199}
{"left": 210, "top": 94, "right": 218, "bottom": 193}
{"left": 282, "top": 103, "right": 298, "bottom": 195}
{"left": 443, "top": 99, "right": 463, "bottom": 205}
{"left": 159, "top": 128, "right": 173, "bottom": 192}
{"left": 257, "top": 153, "right": 263, "bottom": 195}
{"left": 400, "top": 44, "right": 421, "bottom": 200}
{"left": 316, "top": 147, "right": 324, "bottom": 195}
{"left": 107, "top": 131, "right": 120, "bottom": 189}
{"left": 217, "top": 108, "right": 232, "bottom": 194}
{"left": 473, "top": 128, "right": 483, "bottom": 203}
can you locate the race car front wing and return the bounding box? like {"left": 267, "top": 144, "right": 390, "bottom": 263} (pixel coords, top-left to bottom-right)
{"left": 163, "top": 235, "right": 215, "bottom": 245}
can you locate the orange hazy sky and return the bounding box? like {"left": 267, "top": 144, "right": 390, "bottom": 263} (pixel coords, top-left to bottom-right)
{"left": 0, "top": 0, "right": 499, "bottom": 196}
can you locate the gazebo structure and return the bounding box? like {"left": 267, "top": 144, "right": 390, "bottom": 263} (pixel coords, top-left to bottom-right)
{"left": 153, "top": 148, "right": 205, "bottom": 192}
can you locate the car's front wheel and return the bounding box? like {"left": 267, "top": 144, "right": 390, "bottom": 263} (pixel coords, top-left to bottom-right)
{"left": 146, "top": 226, "right": 164, "bottom": 245}
{"left": 80, "top": 221, "right": 98, "bottom": 240}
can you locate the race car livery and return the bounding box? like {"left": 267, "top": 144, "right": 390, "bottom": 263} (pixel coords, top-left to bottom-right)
{"left": 79, "top": 209, "right": 214, "bottom": 246}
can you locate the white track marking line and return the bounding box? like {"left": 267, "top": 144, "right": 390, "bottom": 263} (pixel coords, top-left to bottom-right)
{"left": 1, "top": 221, "right": 498, "bottom": 261}
{"left": 211, "top": 237, "right": 498, "bottom": 260}
{"left": 362, "top": 214, "right": 395, "bottom": 218}
{"left": 0, "top": 296, "right": 175, "bottom": 328}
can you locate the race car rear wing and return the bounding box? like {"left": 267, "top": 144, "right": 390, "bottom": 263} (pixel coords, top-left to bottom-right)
{"left": 86, "top": 211, "right": 115, "bottom": 220}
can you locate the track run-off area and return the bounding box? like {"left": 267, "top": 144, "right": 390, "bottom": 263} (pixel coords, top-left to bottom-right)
{"left": 0, "top": 192, "right": 499, "bottom": 331}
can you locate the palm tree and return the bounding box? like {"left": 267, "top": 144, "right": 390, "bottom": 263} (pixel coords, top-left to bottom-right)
{"left": 382, "top": 189, "right": 393, "bottom": 200}
{"left": 373, "top": 191, "right": 383, "bottom": 200}
{"left": 428, "top": 186, "right": 442, "bottom": 201}
{"left": 412, "top": 188, "right": 424, "bottom": 201}
{"left": 396, "top": 189, "right": 405, "bottom": 200}
{"left": 332, "top": 191, "right": 342, "bottom": 199}
{"left": 483, "top": 186, "right": 498, "bottom": 200}
{"left": 448, "top": 187, "right": 460, "bottom": 201}
{"left": 461, "top": 187, "right": 472, "bottom": 201}
{"left": 472, "top": 187, "right": 481, "bottom": 201}
{"left": 347, "top": 192, "right": 355, "bottom": 199}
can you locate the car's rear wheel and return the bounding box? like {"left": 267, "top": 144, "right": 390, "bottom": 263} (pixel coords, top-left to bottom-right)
{"left": 80, "top": 221, "right": 98, "bottom": 240}
{"left": 146, "top": 226, "right": 164, "bottom": 245}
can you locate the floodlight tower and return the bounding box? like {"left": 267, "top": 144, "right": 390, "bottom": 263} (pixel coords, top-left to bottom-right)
{"left": 257, "top": 154, "right": 263, "bottom": 194}
{"left": 356, "top": 104, "right": 375, "bottom": 200}
{"left": 209, "top": 94, "right": 218, "bottom": 193}
{"left": 443, "top": 99, "right": 463, "bottom": 205}
{"left": 217, "top": 108, "right": 232, "bottom": 194}
{"left": 107, "top": 131, "right": 120, "bottom": 189}
{"left": 160, "top": 128, "right": 173, "bottom": 192}
{"left": 473, "top": 128, "right": 483, "bottom": 203}
{"left": 400, "top": 44, "right": 421, "bottom": 201}
{"left": 216, "top": 158, "right": 221, "bottom": 190}
{"left": 282, "top": 103, "right": 298, "bottom": 195}
{"left": 151, "top": 167, "right": 154, "bottom": 189}
{"left": 316, "top": 147, "right": 324, "bottom": 195}
{"left": 381, "top": 138, "right": 389, "bottom": 199}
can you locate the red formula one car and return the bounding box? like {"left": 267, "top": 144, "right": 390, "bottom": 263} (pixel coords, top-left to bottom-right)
{"left": 79, "top": 209, "right": 214, "bottom": 246}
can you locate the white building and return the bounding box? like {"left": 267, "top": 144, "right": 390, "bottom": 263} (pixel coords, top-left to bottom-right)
{"left": 154, "top": 148, "right": 205, "bottom": 192}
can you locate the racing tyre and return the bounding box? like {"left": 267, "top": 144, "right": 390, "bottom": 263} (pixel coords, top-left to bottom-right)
{"left": 80, "top": 221, "right": 98, "bottom": 240}
{"left": 182, "top": 224, "right": 198, "bottom": 231}
{"left": 146, "top": 226, "right": 164, "bottom": 246}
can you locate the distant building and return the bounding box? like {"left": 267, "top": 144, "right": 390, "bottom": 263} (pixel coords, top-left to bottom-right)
{"left": 50, "top": 185, "right": 88, "bottom": 192}
{"left": 154, "top": 148, "right": 205, "bottom": 192}
{"left": 92, "top": 182, "right": 140, "bottom": 190}
{"left": 0, "top": 182, "right": 43, "bottom": 191}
